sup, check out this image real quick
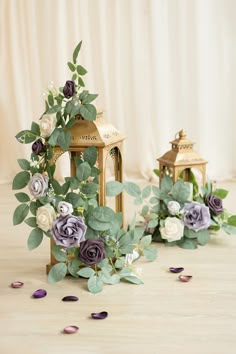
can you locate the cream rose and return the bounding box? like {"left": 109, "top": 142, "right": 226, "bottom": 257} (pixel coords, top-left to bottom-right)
{"left": 57, "top": 201, "right": 73, "bottom": 217}
{"left": 160, "top": 217, "right": 184, "bottom": 242}
{"left": 39, "top": 113, "right": 57, "bottom": 137}
{"left": 36, "top": 204, "right": 56, "bottom": 231}
{"left": 168, "top": 201, "right": 181, "bottom": 216}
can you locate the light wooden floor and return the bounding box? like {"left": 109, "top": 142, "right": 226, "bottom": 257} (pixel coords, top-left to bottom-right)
{"left": 0, "top": 181, "right": 236, "bottom": 354}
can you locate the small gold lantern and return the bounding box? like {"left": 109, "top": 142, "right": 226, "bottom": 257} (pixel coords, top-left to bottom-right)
{"left": 157, "top": 129, "right": 207, "bottom": 185}
{"left": 47, "top": 110, "right": 125, "bottom": 271}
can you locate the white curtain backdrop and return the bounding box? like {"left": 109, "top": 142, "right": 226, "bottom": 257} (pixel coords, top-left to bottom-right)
{"left": 1, "top": 0, "right": 236, "bottom": 184}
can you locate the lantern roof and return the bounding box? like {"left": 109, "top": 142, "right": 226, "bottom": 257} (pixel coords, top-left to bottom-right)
{"left": 69, "top": 110, "right": 126, "bottom": 148}
{"left": 157, "top": 129, "right": 207, "bottom": 167}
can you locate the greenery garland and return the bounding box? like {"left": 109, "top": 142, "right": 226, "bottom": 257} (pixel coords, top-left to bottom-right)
{"left": 12, "top": 42, "right": 157, "bottom": 294}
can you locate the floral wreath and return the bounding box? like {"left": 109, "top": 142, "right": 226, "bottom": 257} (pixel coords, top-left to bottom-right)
{"left": 12, "top": 42, "right": 157, "bottom": 294}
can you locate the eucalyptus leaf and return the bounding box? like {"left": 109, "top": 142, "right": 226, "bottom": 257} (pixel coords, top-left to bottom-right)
{"left": 179, "top": 238, "right": 197, "bottom": 249}
{"left": 227, "top": 215, "right": 236, "bottom": 227}
{"left": 57, "top": 130, "right": 71, "bottom": 151}
{"left": 12, "top": 171, "right": 30, "bottom": 190}
{"left": 67, "top": 62, "right": 75, "bottom": 71}
{"left": 13, "top": 204, "right": 29, "bottom": 225}
{"left": 82, "top": 93, "right": 98, "bottom": 104}
{"left": 212, "top": 188, "right": 228, "bottom": 199}
{"left": 48, "top": 262, "right": 67, "bottom": 283}
{"left": 17, "top": 159, "right": 30, "bottom": 171}
{"left": 27, "top": 228, "right": 43, "bottom": 250}
{"left": 106, "top": 181, "right": 124, "bottom": 197}
{"left": 31, "top": 122, "right": 40, "bottom": 135}
{"left": 197, "top": 229, "right": 210, "bottom": 245}
{"left": 78, "top": 267, "right": 95, "bottom": 278}
{"left": 142, "top": 185, "right": 151, "bottom": 199}
{"left": 24, "top": 217, "right": 37, "bottom": 228}
{"left": 51, "top": 179, "right": 62, "bottom": 195}
{"left": 65, "top": 192, "right": 83, "bottom": 208}
{"left": 140, "top": 235, "right": 152, "bottom": 247}
{"left": 15, "top": 192, "right": 30, "bottom": 203}
{"left": 122, "top": 275, "right": 144, "bottom": 285}
{"left": 81, "top": 182, "right": 99, "bottom": 195}
{"left": 160, "top": 175, "right": 173, "bottom": 194}
{"left": 73, "top": 41, "right": 82, "bottom": 64}
{"left": 52, "top": 245, "right": 68, "bottom": 261}
{"left": 141, "top": 205, "right": 149, "bottom": 217}
{"left": 48, "top": 128, "right": 61, "bottom": 146}
{"left": 92, "top": 206, "right": 115, "bottom": 223}
{"left": 30, "top": 201, "right": 37, "bottom": 216}
{"left": 15, "top": 130, "right": 37, "bottom": 144}
{"left": 83, "top": 146, "right": 97, "bottom": 167}
{"left": 77, "top": 65, "right": 87, "bottom": 75}
{"left": 79, "top": 104, "right": 97, "bottom": 121}
{"left": 124, "top": 182, "right": 141, "bottom": 198}
{"left": 68, "top": 259, "right": 82, "bottom": 277}
{"left": 87, "top": 274, "right": 103, "bottom": 294}
{"left": 76, "top": 161, "right": 91, "bottom": 182}
{"left": 143, "top": 247, "right": 157, "bottom": 261}
{"left": 171, "top": 180, "right": 192, "bottom": 202}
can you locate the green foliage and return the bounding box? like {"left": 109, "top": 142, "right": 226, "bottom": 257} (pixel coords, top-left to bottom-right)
{"left": 48, "top": 263, "right": 67, "bottom": 283}
{"left": 12, "top": 171, "right": 30, "bottom": 190}
{"left": 27, "top": 228, "right": 44, "bottom": 250}
{"left": 12, "top": 41, "right": 158, "bottom": 294}
{"left": 106, "top": 181, "right": 124, "bottom": 197}
{"left": 13, "top": 204, "right": 29, "bottom": 225}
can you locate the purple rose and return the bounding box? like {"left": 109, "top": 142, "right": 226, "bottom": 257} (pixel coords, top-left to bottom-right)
{"left": 32, "top": 139, "right": 45, "bottom": 155}
{"left": 183, "top": 202, "right": 211, "bottom": 232}
{"left": 79, "top": 240, "right": 106, "bottom": 265}
{"left": 206, "top": 195, "right": 223, "bottom": 215}
{"left": 63, "top": 80, "right": 76, "bottom": 99}
{"left": 52, "top": 215, "right": 87, "bottom": 248}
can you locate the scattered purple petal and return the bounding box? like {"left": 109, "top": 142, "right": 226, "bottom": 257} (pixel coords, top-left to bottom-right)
{"left": 11, "top": 281, "right": 24, "bottom": 288}
{"left": 169, "top": 267, "right": 184, "bottom": 273}
{"left": 32, "top": 289, "right": 47, "bottom": 298}
{"left": 62, "top": 296, "right": 79, "bottom": 302}
{"left": 178, "top": 275, "right": 192, "bottom": 282}
{"left": 63, "top": 325, "right": 79, "bottom": 334}
{"left": 91, "top": 311, "right": 108, "bottom": 319}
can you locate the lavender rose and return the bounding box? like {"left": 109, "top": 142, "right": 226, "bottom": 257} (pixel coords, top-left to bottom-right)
{"left": 32, "top": 139, "right": 45, "bottom": 155}
{"left": 79, "top": 239, "right": 106, "bottom": 265}
{"left": 183, "top": 202, "right": 211, "bottom": 232}
{"left": 52, "top": 215, "right": 87, "bottom": 248}
{"left": 206, "top": 195, "right": 223, "bottom": 215}
{"left": 63, "top": 80, "right": 76, "bottom": 99}
{"left": 28, "top": 173, "right": 48, "bottom": 198}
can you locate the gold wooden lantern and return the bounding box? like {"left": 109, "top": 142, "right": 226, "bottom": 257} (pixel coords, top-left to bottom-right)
{"left": 46, "top": 110, "right": 125, "bottom": 272}
{"left": 157, "top": 129, "right": 207, "bottom": 185}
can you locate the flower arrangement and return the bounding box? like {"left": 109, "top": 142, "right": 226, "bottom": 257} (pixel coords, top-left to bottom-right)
{"left": 12, "top": 42, "right": 157, "bottom": 293}
{"left": 133, "top": 172, "right": 236, "bottom": 249}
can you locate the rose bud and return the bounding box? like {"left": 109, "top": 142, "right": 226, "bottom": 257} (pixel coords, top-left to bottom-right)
{"left": 63, "top": 80, "right": 76, "bottom": 99}
{"left": 32, "top": 139, "right": 46, "bottom": 155}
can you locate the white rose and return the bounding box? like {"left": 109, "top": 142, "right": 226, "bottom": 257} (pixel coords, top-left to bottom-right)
{"left": 160, "top": 217, "right": 184, "bottom": 242}
{"left": 36, "top": 204, "right": 56, "bottom": 232}
{"left": 168, "top": 201, "right": 181, "bottom": 215}
{"left": 58, "top": 201, "right": 73, "bottom": 217}
{"left": 39, "top": 114, "right": 57, "bottom": 137}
